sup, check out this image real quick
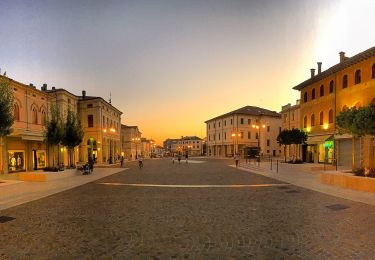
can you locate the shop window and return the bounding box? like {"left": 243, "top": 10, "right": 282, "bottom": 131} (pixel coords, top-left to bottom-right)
{"left": 320, "top": 85, "right": 324, "bottom": 97}
{"left": 8, "top": 150, "right": 25, "bottom": 172}
{"left": 32, "top": 107, "right": 38, "bottom": 124}
{"left": 312, "top": 88, "right": 316, "bottom": 100}
{"left": 342, "top": 75, "right": 348, "bottom": 88}
{"left": 319, "top": 111, "right": 324, "bottom": 125}
{"left": 329, "top": 109, "right": 334, "bottom": 123}
{"left": 304, "top": 92, "right": 308, "bottom": 102}
{"left": 329, "top": 80, "right": 334, "bottom": 93}
{"left": 14, "top": 103, "right": 20, "bottom": 121}
{"left": 355, "top": 69, "right": 361, "bottom": 84}
{"left": 311, "top": 114, "right": 315, "bottom": 127}
{"left": 88, "top": 115, "right": 94, "bottom": 127}
{"left": 34, "top": 151, "right": 46, "bottom": 168}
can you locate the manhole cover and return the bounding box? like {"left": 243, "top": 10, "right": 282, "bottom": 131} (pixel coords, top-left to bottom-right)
{"left": 326, "top": 204, "right": 349, "bottom": 211}
{"left": 0, "top": 216, "right": 16, "bottom": 223}
{"left": 285, "top": 190, "right": 300, "bottom": 193}
{"left": 277, "top": 186, "right": 289, "bottom": 190}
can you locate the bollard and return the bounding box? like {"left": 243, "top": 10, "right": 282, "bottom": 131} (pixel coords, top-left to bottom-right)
{"left": 276, "top": 160, "right": 279, "bottom": 173}
{"left": 270, "top": 158, "right": 272, "bottom": 171}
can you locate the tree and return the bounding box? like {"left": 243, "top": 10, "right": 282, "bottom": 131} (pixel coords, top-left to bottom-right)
{"left": 336, "top": 107, "right": 360, "bottom": 171}
{"left": 0, "top": 77, "right": 14, "bottom": 174}
{"left": 277, "top": 129, "right": 292, "bottom": 162}
{"left": 45, "top": 104, "right": 63, "bottom": 167}
{"left": 61, "top": 110, "right": 84, "bottom": 167}
{"left": 290, "top": 128, "right": 307, "bottom": 160}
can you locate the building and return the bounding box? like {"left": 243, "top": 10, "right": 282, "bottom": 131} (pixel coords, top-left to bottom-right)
{"left": 77, "top": 91, "right": 122, "bottom": 164}
{"left": 205, "top": 106, "right": 282, "bottom": 158}
{"left": 280, "top": 100, "right": 301, "bottom": 160}
{"left": 1, "top": 76, "right": 48, "bottom": 173}
{"left": 293, "top": 47, "right": 375, "bottom": 167}
{"left": 163, "top": 136, "right": 203, "bottom": 156}
{"left": 121, "top": 125, "right": 142, "bottom": 160}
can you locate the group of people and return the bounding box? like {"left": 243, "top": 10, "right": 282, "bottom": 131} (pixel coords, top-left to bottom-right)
{"left": 172, "top": 153, "right": 188, "bottom": 164}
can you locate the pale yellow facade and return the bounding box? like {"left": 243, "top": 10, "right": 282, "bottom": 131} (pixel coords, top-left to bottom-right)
{"left": 121, "top": 125, "right": 142, "bottom": 160}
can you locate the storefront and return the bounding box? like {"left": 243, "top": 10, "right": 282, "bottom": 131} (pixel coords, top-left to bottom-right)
{"left": 304, "top": 135, "right": 333, "bottom": 163}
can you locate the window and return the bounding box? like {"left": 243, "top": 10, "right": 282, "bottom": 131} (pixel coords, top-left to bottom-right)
{"left": 256, "top": 133, "right": 259, "bottom": 139}
{"left": 230, "top": 119, "right": 233, "bottom": 125}
{"left": 372, "top": 64, "right": 375, "bottom": 79}
{"left": 304, "top": 92, "right": 308, "bottom": 102}
{"left": 319, "top": 111, "right": 324, "bottom": 125}
{"left": 209, "top": 124, "right": 210, "bottom": 130}
{"left": 214, "top": 123, "right": 215, "bottom": 128}
{"left": 267, "top": 126, "right": 270, "bottom": 132}
{"left": 241, "top": 132, "right": 243, "bottom": 139}
{"left": 219, "top": 122, "right": 221, "bottom": 127}
{"left": 320, "top": 85, "right": 324, "bottom": 97}
{"left": 303, "top": 116, "right": 307, "bottom": 128}
{"left": 224, "top": 120, "right": 226, "bottom": 126}
{"left": 218, "top": 133, "right": 220, "bottom": 140}
{"left": 103, "top": 116, "right": 105, "bottom": 127}
{"left": 292, "top": 112, "right": 294, "bottom": 121}
{"left": 240, "top": 118, "right": 244, "bottom": 124}
{"left": 14, "top": 104, "right": 20, "bottom": 121}
{"left": 311, "top": 88, "right": 316, "bottom": 100}
{"left": 87, "top": 104, "right": 93, "bottom": 108}
{"left": 311, "top": 114, "right": 315, "bottom": 127}
{"left": 248, "top": 132, "right": 251, "bottom": 139}
{"left": 32, "top": 107, "right": 38, "bottom": 124}
{"left": 88, "top": 115, "right": 94, "bottom": 127}
{"left": 329, "top": 109, "right": 334, "bottom": 123}
{"left": 329, "top": 80, "right": 334, "bottom": 93}
{"left": 342, "top": 75, "right": 348, "bottom": 88}
{"left": 41, "top": 110, "right": 46, "bottom": 125}
{"left": 224, "top": 132, "right": 226, "bottom": 140}
{"left": 267, "top": 139, "right": 270, "bottom": 146}
{"left": 355, "top": 69, "right": 361, "bottom": 84}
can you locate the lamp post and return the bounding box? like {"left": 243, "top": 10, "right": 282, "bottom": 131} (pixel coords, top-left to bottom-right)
{"left": 132, "top": 137, "right": 140, "bottom": 159}
{"left": 252, "top": 123, "right": 266, "bottom": 161}
{"left": 231, "top": 132, "right": 241, "bottom": 155}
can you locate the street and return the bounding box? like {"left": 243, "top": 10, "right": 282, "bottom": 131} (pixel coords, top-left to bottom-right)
{"left": 1, "top": 158, "right": 375, "bottom": 259}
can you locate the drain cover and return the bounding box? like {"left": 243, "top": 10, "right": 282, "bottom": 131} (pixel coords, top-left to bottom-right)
{"left": 0, "top": 216, "right": 16, "bottom": 223}
{"left": 285, "top": 190, "right": 300, "bottom": 193}
{"left": 326, "top": 204, "right": 349, "bottom": 211}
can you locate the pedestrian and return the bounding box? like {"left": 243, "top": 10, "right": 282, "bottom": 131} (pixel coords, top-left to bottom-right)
{"left": 185, "top": 153, "right": 188, "bottom": 163}
{"left": 172, "top": 156, "right": 175, "bottom": 164}
{"left": 234, "top": 153, "right": 240, "bottom": 168}
{"left": 121, "top": 156, "right": 124, "bottom": 167}
{"left": 88, "top": 156, "right": 94, "bottom": 173}
{"left": 177, "top": 154, "right": 181, "bottom": 164}
{"left": 138, "top": 155, "right": 143, "bottom": 169}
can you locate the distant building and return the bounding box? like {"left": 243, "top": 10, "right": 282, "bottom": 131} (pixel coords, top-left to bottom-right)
{"left": 121, "top": 125, "right": 142, "bottom": 160}
{"left": 205, "top": 106, "right": 282, "bottom": 158}
{"left": 293, "top": 47, "right": 375, "bottom": 167}
{"left": 280, "top": 100, "right": 301, "bottom": 160}
{"left": 163, "top": 136, "right": 203, "bottom": 156}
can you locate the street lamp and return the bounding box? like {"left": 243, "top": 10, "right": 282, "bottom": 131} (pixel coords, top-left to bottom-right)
{"left": 132, "top": 137, "right": 140, "bottom": 159}
{"left": 252, "top": 124, "right": 266, "bottom": 161}
{"left": 231, "top": 132, "right": 241, "bottom": 155}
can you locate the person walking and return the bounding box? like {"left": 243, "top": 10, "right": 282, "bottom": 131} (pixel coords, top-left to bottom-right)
{"left": 234, "top": 153, "right": 240, "bottom": 168}
{"left": 88, "top": 156, "right": 94, "bottom": 173}
{"left": 185, "top": 153, "right": 188, "bottom": 164}
{"left": 177, "top": 154, "right": 181, "bottom": 164}
{"left": 138, "top": 155, "right": 144, "bottom": 169}
{"left": 120, "top": 156, "right": 124, "bottom": 167}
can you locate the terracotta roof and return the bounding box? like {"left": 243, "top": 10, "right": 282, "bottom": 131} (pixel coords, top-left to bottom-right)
{"left": 205, "top": 106, "right": 280, "bottom": 123}
{"left": 293, "top": 46, "right": 375, "bottom": 91}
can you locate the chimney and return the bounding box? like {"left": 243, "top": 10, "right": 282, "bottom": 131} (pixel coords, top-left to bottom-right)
{"left": 29, "top": 83, "right": 35, "bottom": 88}
{"left": 82, "top": 90, "right": 86, "bottom": 98}
{"left": 41, "top": 83, "right": 47, "bottom": 91}
{"left": 52, "top": 86, "right": 56, "bottom": 90}
{"left": 339, "top": 51, "right": 346, "bottom": 63}
{"left": 317, "top": 62, "right": 322, "bottom": 74}
{"left": 310, "top": 68, "right": 315, "bottom": 78}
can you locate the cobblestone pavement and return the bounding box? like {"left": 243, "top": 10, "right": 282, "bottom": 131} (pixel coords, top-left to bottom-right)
{"left": 1, "top": 158, "right": 375, "bottom": 259}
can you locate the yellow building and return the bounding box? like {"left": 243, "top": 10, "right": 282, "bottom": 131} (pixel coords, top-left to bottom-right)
{"left": 205, "top": 106, "right": 282, "bottom": 158}
{"left": 0, "top": 76, "right": 48, "bottom": 173}
{"left": 78, "top": 91, "right": 122, "bottom": 164}
{"left": 121, "top": 125, "right": 142, "bottom": 160}
{"left": 293, "top": 47, "right": 375, "bottom": 167}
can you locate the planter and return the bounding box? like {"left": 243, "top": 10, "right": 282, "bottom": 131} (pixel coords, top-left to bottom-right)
{"left": 320, "top": 172, "right": 375, "bottom": 193}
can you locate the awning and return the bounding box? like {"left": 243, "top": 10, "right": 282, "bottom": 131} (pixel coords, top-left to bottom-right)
{"left": 306, "top": 135, "right": 333, "bottom": 145}
{"left": 334, "top": 133, "right": 352, "bottom": 140}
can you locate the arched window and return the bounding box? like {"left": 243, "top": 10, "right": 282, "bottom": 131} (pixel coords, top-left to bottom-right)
{"left": 312, "top": 88, "right": 316, "bottom": 100}
{"left": 41, "top": 110, "right": 46, "bottom": 125}
{"left": 14, "top": 103, "right": 20, "bottom": 121}
{"left": 329, "top": 109, "right": 334, "bottom": 123}
{"left": 372, "top": 64, "right": 375, "bottom": 79}
{"left": 32, "top": 107, "right": 38, "bottom": 124}
{"left": 311, "top": 114, "right": 315, "bottom": 127}
{"left": 303, "top": 116, "right": 307, "bottom": 128}
{"left": 319, "top": 111, "right": 324, "bottom": 125}
{"left": 304, "top": 92, "right": 308, "bottom": 103}
{"left": 355, "top": 69, "right": 361, "bottom": 84}
{"left": 342, "top": 75, "right": 348, "bottom": 88}
{"left": 329, "top": 80, "right": 334, "bottom": 93}
{"left": 320, "top": 85, "right": 324, "bottom": 97}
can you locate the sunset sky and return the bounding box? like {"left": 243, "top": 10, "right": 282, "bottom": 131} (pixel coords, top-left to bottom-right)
{"left": 1, "top": 0, "right": 374, "bottom": 144}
